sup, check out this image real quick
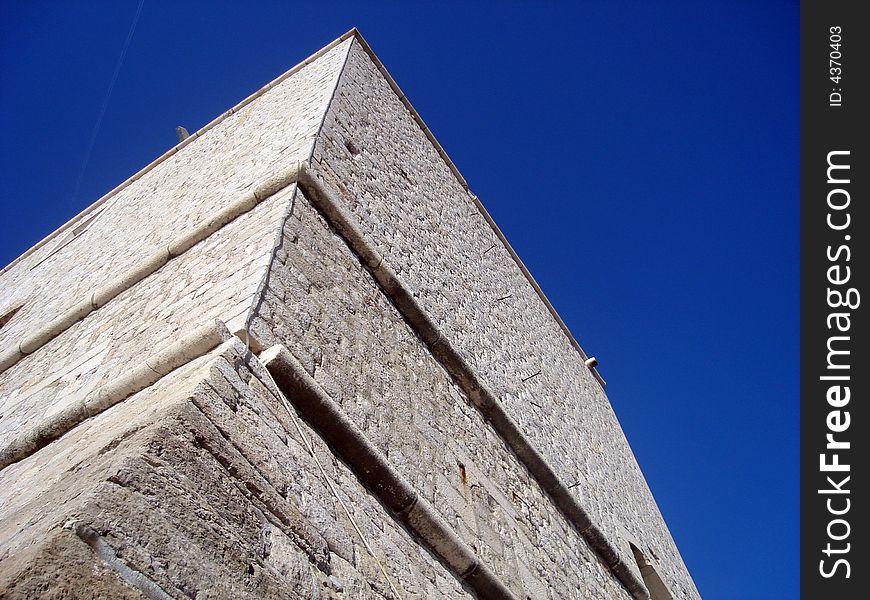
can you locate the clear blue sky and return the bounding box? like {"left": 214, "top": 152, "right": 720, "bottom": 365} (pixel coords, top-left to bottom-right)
{"left": 0, "top": 2, "right": 798, "bottom": 598}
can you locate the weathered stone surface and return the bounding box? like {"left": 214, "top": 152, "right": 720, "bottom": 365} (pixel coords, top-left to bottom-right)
{"left": 0, "top": 528, "right": 148, "bottom": 600}
{"left": 250, "top": 188, "right": 634, "bottom": 599}
{"left": 0, "top": 185, "right": 294, "bottom": 454}
{"left": 0, "top": 37, "right": 351, "bottom": 344}
{"left": 309, "top": 38, "right": 699, "bottom": 599}
{"left": 1, "top": 340, "right": 472, "bottom": 599}
{"left": 0, "top": 30, "right": 697, "bottom": 600}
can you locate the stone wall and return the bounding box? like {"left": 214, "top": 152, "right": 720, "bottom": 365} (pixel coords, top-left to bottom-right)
{"left": 249, "top": 187, "right": 632, "bottom": 599}
{"left": 0, "top": 185, "right": 294, "bottom": 455}
{"left": 307, "top": 39, "right": 698, "bottom": 599}
{"left": 0, "top": 31, "right": 698, "bottom": 599}
{"left": 1, "top": 339, "right": 472, "bottom": 599}
{"left": 0, "top": 38, "right": 351, "bottom": 356}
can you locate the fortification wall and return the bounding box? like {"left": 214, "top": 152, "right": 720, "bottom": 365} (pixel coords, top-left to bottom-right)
{"left": 0, "top": 31, "right": 698, "bottom": 600}
{"left": 0, "top": 185, "right": 294, "bottom": 456}
{"left": 0, "top": 38, "right": 351, "bottom": 353}
{"left": 249, "top": 188, "right": 631, "bottom": 598}
{"left": 306, "top": 39, "right": 698, "bottom": 599}
{"left": 1, "top": 339, "right": 472, "bottom": 599}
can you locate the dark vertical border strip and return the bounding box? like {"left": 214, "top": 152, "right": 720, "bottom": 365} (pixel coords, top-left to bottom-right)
{"left": 801, "top": 1, "right": 868, "bottom": 596}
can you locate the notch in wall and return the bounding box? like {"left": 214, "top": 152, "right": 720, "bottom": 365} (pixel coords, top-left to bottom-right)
{"left": 344, "top": 138, "right": 362, "bottom": 158}
{"left": 0, "top": 303, "right": 24, "bottom": 330}
{"left": 458, "top": 461, "right": 469, "bottom": 500}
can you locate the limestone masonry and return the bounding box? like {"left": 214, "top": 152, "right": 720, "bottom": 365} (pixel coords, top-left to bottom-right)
{"left": 0, "top": 30, "right": 699, "bottom": 599}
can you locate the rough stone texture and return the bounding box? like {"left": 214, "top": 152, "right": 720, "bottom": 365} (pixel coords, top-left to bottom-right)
{"left": 0, "top": 350, "right": 215, "bottom": 570}
{"left": 1, "top": 339, "right": 471, "bottom": 600}
{"left": 0, "top": 31, "right": 698, "bottom": 600}
{"left": 0, "top": 186, "right": 294, "bottom": 451}
{"left": 249, "top": 188, "right": 632, "bottom": 599}
{"left": 309, "top": 39, "right": 699, "bottom": 599}
{"left": 0, "top": 37, "right": 352, "bottom": 349}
